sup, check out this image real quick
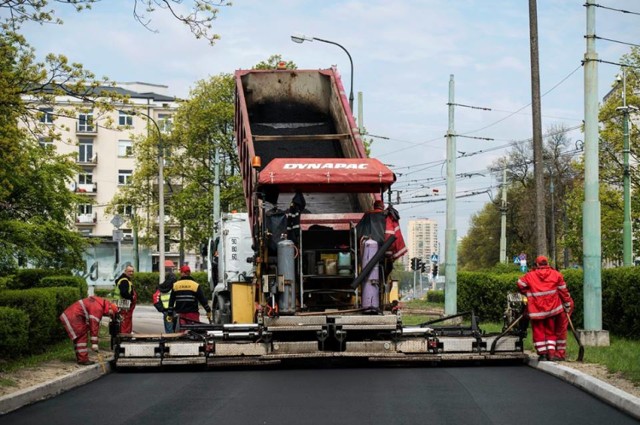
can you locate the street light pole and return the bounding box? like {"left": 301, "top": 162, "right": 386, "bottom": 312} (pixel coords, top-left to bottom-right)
{"left": 291, "top": 34, "right": 354, "bottom": 112}
{"left": 133, "top": 110, "right": 165, "bottom": 283}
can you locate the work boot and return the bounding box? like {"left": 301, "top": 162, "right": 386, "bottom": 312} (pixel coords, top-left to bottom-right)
{"left": 77, "top": 360, "right": 95, "bottom": 366}
{"left": 549, "top": 356, "right": 565, "bottom": 362}
{"left": 537, "top": 354, "right": 549, "bottom": 361}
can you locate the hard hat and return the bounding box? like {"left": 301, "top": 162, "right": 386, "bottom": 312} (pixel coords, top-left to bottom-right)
{"left": 180, "top": 265, "right": 191, "bottom": 274}
{"left": 164, "top": 259, "right": 175, "bottom": 268}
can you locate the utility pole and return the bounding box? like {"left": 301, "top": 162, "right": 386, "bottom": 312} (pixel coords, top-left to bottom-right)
{"left": 358, "top": 91, "right": 364, "bottom": 135}
{"left": 583, "top": 0, "right": 607, "bottom": 343}
{"left": 528, "top": 0, "right": 547, "bottom": 257}
{"left": 616, "top": 68, "right": 636, "bottom": 266}
{"left": 499, "top": 168, "right": 508, "bottom": 263}
{"left": 445, "top": 75, "right": 457, "bottom": 316}
{"left": 550, "top": 179, "right": 556, "bottom": 266}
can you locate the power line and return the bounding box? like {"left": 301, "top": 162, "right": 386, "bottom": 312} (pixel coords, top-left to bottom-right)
{"left": 593, "top": 35, "right": 640, "bottom": 49}
{"left": 590, "top": 2, "right": 640, "bottom": 16}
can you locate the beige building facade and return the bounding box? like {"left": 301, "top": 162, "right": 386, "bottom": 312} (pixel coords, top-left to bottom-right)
{"left": 25, "top": 82, "right": 191, "bottom": 285}
{"left": 405, "top": 218, "right": 439, "bottom": 271}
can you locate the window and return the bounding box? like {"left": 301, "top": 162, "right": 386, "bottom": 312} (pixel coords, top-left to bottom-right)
{"left": 78, "top": 139, "right": 94, "bottom": 162}
{"left": 118, "top": 140, "right": 133, "bottom": 157}
{"left": 117, "top": 205, "right": 134, "bottom": 217}
{"left": 39, "top": 107, "right": 54, "bottom": 124}
{"left": 118, "top": 169, "right": 132, "bottom": 185}
{"left": 78, "top": 204, "right": 93, "bottom": 215}
{"left": 158, "top": 113, "right": 173, "bottom": 133}
{"left": 78, "top": 173, "right": 93, "bottom": 184}
{"left": 119, "top": 111, "right": 133, "bottom": 126}
{"left": 38, "top": 137, "right": 54, "bottom": 149}
{"left": 78, "top": 112, "right": 94, "bottom": 132}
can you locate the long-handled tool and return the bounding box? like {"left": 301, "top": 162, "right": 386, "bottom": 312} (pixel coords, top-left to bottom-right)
{"left": 96, "top": 351, "right": 107, "bottom": 373}
{"left": 566, "top": 311, "right": 584, "bottom": 362}
{"left": 490, "top": 313, "right": 524, "bottom": 355}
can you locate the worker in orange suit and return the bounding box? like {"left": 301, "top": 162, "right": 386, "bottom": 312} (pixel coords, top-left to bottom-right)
{"left": 517, "top": 256, "right": 573, "bottom": 361}
{"left": 59, "top": 296, "right": 119, "bottom": 365}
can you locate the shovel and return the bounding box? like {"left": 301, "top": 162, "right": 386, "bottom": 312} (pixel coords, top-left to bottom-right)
{"left": 96, "top": 351, "right": 107, "bottom": 373}
{"left": 566, "top": 311, "right": 584, "bottom": 362}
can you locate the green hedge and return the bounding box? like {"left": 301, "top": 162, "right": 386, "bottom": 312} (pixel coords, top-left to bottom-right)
{"left": 0, "top": 288, "right": 60, "bottom": 352}
{"left": 39, "top": 276, "right": 88, "bottom": 298}
{"left": 6, "top": 268, "right": 72, "bottom": 290}
{"left": 426, "top": 290, "right": 444, "bottom": 303}
{"left": 0, "top": 306, "right": 29, "bottom": 358}
{"left": 455, "top": 267, "right": 640, "bottom": 338}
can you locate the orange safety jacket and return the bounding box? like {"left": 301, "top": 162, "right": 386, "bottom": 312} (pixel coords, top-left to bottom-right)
{"left": 517, "top": 266, "right": 572, "bottom": 319}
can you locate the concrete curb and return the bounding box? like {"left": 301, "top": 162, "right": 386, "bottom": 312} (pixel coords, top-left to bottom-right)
{"left": 527, "top": 357, "right": 640, "bottom": 421}
{"left": 0, "top": 359, "right": 113, "bottom": 415}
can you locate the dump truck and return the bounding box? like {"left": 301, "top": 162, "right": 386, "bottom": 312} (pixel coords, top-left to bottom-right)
{"left": 113, "top": 67, "right": 528, "bottom": 368}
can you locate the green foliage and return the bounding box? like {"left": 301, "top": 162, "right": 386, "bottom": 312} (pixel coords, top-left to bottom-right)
{"left": 489, "top": 263, "right": 522, "bottom": 274}
{"left": 7, "top": 268, "right": 71, "bottom": 290}
{"left": 0, "top": 288, "right": 60, "bottom": 352}
{"left": 0, "top": 306, "right": 29, "bottom": 358}
{"left": 426, "top": 290, "right": 444, "bottom": 303}
{"left": 458, "top": 203, "right": 501, "bottom": 270}
{"left": 39, "top": 276, "right": 88, "bottom": 298}
{"left": 253, "top": 54, "right": 297, "bottom": 70}
{"left": 457, "top": 272, "right": 521, "bottom": 322}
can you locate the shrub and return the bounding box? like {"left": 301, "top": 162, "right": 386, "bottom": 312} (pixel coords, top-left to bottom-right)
{"left": 39, "top": 276, "right": 88, "bottom": 298}
{"left": 7, "top": 268, "right": 72, "bottom": 290}
{"left": 426, "top": 290, "right": 444, "bottom": 303}
{"left": 0, "top": 288, "right": 59, "bottom": 351}
{"left": 0, "top": 306, "right": 29, "bottom": 358}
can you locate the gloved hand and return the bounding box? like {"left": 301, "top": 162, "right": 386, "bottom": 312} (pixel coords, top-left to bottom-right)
{"left": 91, "top": 344, "right": 99, "bottom": 352}
{"left": 563, "top": 303, "right": 571, "bottom": 313}
{"left": 206, "top": 311, "right": 213, "bottom": 322}
{"left": 165, "top": 314, "right": 173, "bottom": 323}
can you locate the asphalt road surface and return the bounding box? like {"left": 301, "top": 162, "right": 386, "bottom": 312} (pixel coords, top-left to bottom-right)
{"left": 3, "top": 365, "right": 638, "bottom": 424}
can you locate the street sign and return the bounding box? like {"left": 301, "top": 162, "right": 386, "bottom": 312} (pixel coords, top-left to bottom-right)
{"left": 112, "top": 229, "right": 124, "bottom": 242}
{"left": 431, "top": 253, "right": 439, "bottom": 264}
{"left": 111, "top": 214, "right": 124, "bottom": 229}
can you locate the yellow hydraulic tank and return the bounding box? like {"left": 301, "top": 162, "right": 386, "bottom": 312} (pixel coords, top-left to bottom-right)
{"left": 231, "top": 281, "right": 255, "bottom": 323}
{"left": 388, "top": 280, "right": 399, "bottom": 303}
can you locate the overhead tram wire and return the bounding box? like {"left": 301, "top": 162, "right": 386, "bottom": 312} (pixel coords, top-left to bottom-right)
{"left": 457, "top": 64, "right": 583, "bottom": 136}
{"left": 593, "top": 36, "right": 640, "bottom": 49}
{"left": 590, "top": 3, "right": 640, "bottom": 16}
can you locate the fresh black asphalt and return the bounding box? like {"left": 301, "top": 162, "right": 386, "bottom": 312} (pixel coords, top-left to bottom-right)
{"left": 3, "top": 365, "right": 639, "bottom": 424}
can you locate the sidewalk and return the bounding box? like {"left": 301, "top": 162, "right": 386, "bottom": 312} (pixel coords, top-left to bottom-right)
{"left": 1, "top": 354, "right": 639, "bottom": 420}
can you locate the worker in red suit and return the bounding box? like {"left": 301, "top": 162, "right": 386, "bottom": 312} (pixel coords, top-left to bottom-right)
{"left": 168, "top": 265, "right": 212, "bottom": 329}
{"left": 517, "top": 256, "right": 573, "bottom": 361}
{"left": 113, "top": 265, "right": 137, "bottom": 334}
{"left": 59, "top": 296, "right": 119, "bottom": 365}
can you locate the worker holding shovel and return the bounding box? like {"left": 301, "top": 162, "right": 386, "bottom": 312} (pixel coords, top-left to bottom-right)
{"left": 517, "top": 256, "right": 573, "bottom": 361}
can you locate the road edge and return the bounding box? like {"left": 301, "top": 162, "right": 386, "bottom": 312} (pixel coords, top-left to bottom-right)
{"left": 527, "top": 356, "right": 640, "bottom": 421}
{"left": 0, "top": 359, "right": 113, "bottom": 415}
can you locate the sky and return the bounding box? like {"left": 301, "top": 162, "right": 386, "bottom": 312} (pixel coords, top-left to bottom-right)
{"left": 20, "top": 0, "right": 640, "bottom": 254}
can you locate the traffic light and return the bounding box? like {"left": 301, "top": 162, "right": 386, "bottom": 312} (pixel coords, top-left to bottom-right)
{"left": 421, "top": 262, "right": 426, "bottom": 273}
{"left": 411, "top": 257, "right": 419, "bottom": 271}
{"left": 432, "top": 264, "right": 438, "bottom": 278}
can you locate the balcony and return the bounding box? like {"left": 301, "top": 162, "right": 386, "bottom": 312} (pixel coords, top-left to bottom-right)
{"left": 77, "top": 154, "right": 98, "bottom": 167}
{"left": 75, "top": 182, "right": 97, "bottom": 195}
{"left": 76, "top": 213, "right": 97, "bottom": 226}
{"left": 76, "top": 122, "right": 97, "bottom": 135}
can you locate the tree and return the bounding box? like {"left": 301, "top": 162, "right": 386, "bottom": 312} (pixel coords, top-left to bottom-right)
{"left": 459, "top": 124, "right": 583, "bottom": 269}
{"left": 0, "top": 35, "right": 89, "bottom": 272}
{"left": 112, "top": 74, "right": 242, "bottom": 252}
{"left": 1, "top": 0, "right": 230, "bottom": 46}
{"left": 253, "top": 54, "right": 297, "bottom": 70}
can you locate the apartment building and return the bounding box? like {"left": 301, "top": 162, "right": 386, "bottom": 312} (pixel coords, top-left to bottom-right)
{"left": 27, "top": 82, "right": 185, "bottom": 285}
{"left": 405, "top": 218, "right": 439, "bottom": 271}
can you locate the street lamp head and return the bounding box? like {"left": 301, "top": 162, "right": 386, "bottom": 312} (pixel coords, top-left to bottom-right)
{"left": 291, "top": 33, "right": 313, "bottom": 44}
